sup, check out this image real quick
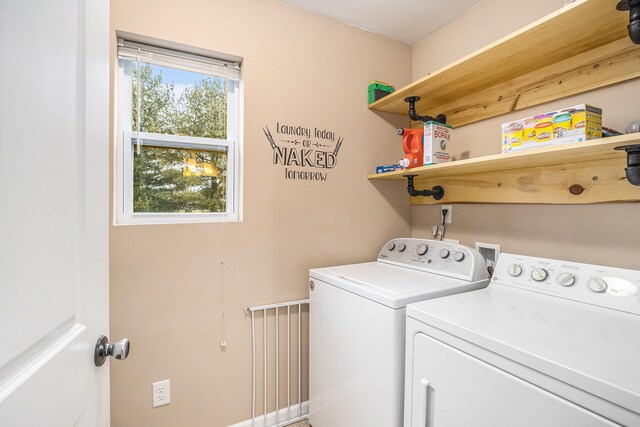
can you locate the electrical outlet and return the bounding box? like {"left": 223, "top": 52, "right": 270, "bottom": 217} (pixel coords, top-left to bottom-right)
{"left": 475, "top": 242, "right": 501, "bottom": 270}
{"left": 441, "top": 205, "right": 452, "bottom": 224}
{"left": 152, "top": 379, "right": 170, "bottom": 407}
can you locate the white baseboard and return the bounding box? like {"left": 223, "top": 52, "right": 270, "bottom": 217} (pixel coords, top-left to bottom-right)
{"left": 227, "top": 401, "right": 309, "bottom": 427}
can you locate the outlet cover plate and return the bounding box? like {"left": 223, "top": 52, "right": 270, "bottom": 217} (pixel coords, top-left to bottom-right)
{"left": 152, "top": 379, "right": 170, "bottom": 407}
{"left": 475, "top": 242, "right": 501, "bottom": 268}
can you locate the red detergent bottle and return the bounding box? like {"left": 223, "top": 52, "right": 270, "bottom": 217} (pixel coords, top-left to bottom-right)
{"left": 398, "top": 128, "right": 424, "bottom": 169}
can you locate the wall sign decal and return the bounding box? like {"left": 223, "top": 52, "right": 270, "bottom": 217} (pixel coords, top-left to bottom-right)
{"left": 263, "top": 122, "right": 343, "bottom": 181}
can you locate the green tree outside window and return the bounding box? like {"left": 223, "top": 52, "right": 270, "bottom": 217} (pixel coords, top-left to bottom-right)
{"left": 131, "top": 64, "right": 229, "bottom": 213}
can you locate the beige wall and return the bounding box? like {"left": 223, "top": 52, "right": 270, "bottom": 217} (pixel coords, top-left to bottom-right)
{"left": 109, "top": 1, "right": 412, "bottom": 426}
{"left": 411, "top": 0, "right": 640, "bottom": 269}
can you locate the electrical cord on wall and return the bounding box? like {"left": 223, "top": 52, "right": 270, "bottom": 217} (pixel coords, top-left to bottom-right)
{"left": 440, "top": 208, "right": 448, "bottom": 241}
{"left": 220, "top": 222, "right": 227, "bottom": 351}
{"left": 487, "top": 264, "right": 495, "bottom": 277}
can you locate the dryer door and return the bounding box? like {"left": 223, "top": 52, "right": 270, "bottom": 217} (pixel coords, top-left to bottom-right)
{"left": 407, "top": 333, "right": 616, "bottom": 427}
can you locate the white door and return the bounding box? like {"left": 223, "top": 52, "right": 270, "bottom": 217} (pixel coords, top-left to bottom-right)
{"left": 0, "top": 1, "right": 111, "bottom": 425}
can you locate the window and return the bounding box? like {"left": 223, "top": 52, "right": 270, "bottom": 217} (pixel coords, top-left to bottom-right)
{"left": 115, "top": 39, "right": 241, "bottom": 224}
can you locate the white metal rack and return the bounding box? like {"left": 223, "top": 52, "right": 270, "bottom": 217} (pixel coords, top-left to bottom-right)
{"left": 247, "top": 299, "right": 309, "bottom": 427}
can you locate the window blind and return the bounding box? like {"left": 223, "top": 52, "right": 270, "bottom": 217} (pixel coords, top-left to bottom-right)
{"left": 117, "top": 39, "right": 241, "bottom": 81}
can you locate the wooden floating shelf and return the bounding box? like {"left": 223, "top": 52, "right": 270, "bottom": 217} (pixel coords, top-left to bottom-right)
{"left": 368, "top": 0, "right": 640, "bottom": 128}
{"left": 368, "top": 134, "right": 640, "bottom": 205}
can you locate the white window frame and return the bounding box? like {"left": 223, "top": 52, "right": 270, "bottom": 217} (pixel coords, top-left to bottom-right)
{"left": 115, "top": 43, "right": 241, "bottom": 225}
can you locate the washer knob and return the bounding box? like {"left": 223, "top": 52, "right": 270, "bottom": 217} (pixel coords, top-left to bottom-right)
{"left": 508, "top": 264, "right": 523, "bottom": 277}
{"left": 587, "top": 277, "right": 608, "bottom": 293}
{"left": 557, "top": 272, "right": 576, "bottom": 287}
{"left": 453, "top": 251, "right": 465, "bottom": 262}
{"left": 439, "top": 249, "right": 450, "bottom": 259}
{"left": 416, "top": 243, "right": 428, "bottom": 256}
{"left": 387, "top": 242, "right": 396, "bottom": 251}
{"left": 398, "top": 243, "right": 406, "bottom": 252}
{"left": 531, "top": 268, "right": 549, "bottom": 282}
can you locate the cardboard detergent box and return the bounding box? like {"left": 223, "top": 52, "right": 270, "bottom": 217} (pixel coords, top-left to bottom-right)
{"left": 501, "top": 104, "right": 602, "bottom": 154}
{"left": 423, "top": 121, "right": 452, "bottom": 165}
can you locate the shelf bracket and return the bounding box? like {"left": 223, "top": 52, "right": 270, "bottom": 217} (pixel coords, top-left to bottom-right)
{"left": 404, "top": 174, "right": 445, "bottom": 200}
{"left": 617, "top": 0, "right": 640, "bottom": 44}
{"left": 614, "top": 144, "right": 640, "bottom": 185}
{"left": 404, "top": 96, "right": 447, "bottom": 124}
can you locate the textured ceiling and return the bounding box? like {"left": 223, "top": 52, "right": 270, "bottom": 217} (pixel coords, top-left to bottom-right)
{"left": 281, "top": 0, "right": 483, "bottom": 44}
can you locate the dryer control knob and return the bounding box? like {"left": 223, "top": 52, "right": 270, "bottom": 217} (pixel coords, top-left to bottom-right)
{"left": 453, "top": 251, "right": 465, "bottom": 262}
{"left": 587, "top": 277, "right": 608, "bottom": 293}
{"left": 416, "top": 244, "right": 428, "bottom": 256}
{"left": 398, "top": 243, "right": 406, "bottom": 252}
{"left": 387, "top": 242, "right": 396, "bottom": 251}
{"left": 531, "top": 268, "right": 549, "bottom": 282}
{"left": 440, "top": 249, "right": 450, "bottom": 259}
{"left": 508, "top": 264, "right": 523, "bottom": 277}
{"left": 557, "top": 272, "right": 576, "bottom": 287}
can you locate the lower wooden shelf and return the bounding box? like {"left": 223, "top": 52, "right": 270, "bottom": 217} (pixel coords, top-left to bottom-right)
{"left": 368, "top": 133, "right": 640, "bottom": 204}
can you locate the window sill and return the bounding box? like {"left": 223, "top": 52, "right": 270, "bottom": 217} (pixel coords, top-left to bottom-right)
{"left": 114, "top": 213, "right": 240, "bottom": 226}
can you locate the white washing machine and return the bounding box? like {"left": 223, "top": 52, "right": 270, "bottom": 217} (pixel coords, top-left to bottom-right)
{"left": 404, "top": 253, "right": 640, "bottom": 427}
{"left": 309, "top": 238, "right": 489, "bottom": 427}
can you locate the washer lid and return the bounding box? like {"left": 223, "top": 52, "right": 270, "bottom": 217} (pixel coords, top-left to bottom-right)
{"left": 310, "top": 262, "right": 488, "bottom": 309}
{"left": 406, "top": 286, "right": 640, "bottom": 415}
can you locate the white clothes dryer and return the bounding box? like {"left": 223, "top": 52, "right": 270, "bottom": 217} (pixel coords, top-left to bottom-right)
{"left": 309, "top": 238, "right": 489, "bottom": 427}
{"left": 404, "top": 253, "right": 640, "bottom": 427}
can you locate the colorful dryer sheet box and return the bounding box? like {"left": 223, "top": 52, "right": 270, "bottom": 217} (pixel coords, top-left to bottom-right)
{"left": 376, "top": 164, "right": 403, "bottom": 174}
{"left": 423, "top": 121, "right": 453, "bottom": 165}
{"left": 501, "top": 104, "right": 602, "bottom": 154}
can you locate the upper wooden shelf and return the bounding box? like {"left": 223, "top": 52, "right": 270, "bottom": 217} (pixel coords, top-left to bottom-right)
{"left": 368, "top": 0, "right": 640, "bottom": 128}
{"left": 368, "top": 134, "right": 640, "bottom": 205}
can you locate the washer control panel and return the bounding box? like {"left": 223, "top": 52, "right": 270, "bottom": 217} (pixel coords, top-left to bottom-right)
{"left": 378, "top": 238, "right": 488, "bottom": 282}
{"left": 493, "top": 253, "right": 640, "bottom": 315}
